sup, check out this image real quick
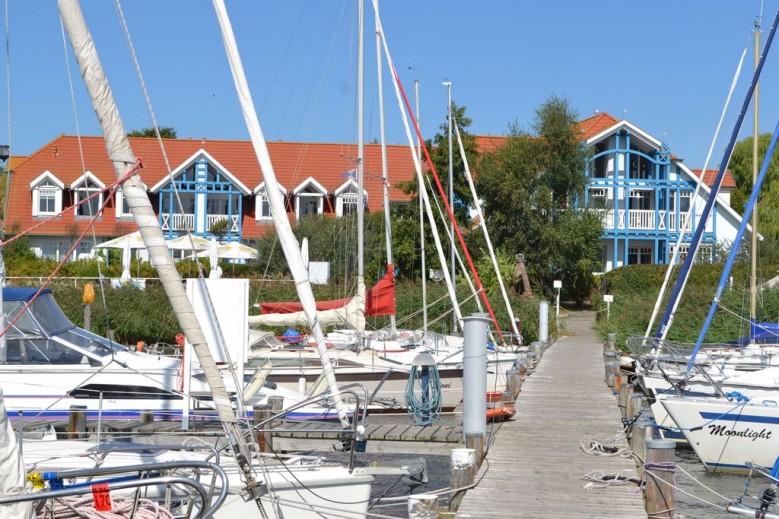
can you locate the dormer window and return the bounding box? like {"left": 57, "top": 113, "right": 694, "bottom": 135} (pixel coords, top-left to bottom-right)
{"left": 115, "top": 183, "right": 147, "bottom": 219}
{"left": 334, "top": 179, "right": 367, "bottom": 217}
{"left": 71, "top": 172, "right": 105, "bottom": 218}
{"left": 292, "top": 177, "right": 327, "bottom": 221}
{"left": 29, "top": 171, "right": 64, "bottom": 217}
{"left": 253, "top": 182, "right": 287, "bottom": 222}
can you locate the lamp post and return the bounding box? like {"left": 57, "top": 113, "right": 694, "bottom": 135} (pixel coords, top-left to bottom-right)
{"left": 442, "top": 81, "right": 454, "bottom": 333}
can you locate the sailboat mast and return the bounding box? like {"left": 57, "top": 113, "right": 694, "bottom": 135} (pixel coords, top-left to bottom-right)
{"left": 210, "top": 0, "right": 349, "bottom": 427}
{"left": 750, "top": 18, "right": 761, "bottom": 339}
{"left": 57, "top": 1, "right": 266, "bottom": 503}
{"left": 443, "top": 81, "right": 455, "bottom": 334}
{"left": 357, "top": 0, "right": 366, "bottom": 348}
{"left": 374, "top": 0, "right": 395, "bottom": 334}
{"left": 415, "top": 79, "right": 428, "bottom": 333}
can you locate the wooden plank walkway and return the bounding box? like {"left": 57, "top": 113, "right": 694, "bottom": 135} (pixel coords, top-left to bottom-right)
{"left": 456, "top": 311, "right": 647, "bottom": 518}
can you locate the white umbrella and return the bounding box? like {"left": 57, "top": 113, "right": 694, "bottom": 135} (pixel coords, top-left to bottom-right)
{"left": 120, "top": 238, "right": 132, "bottom": 281}
{"left": 195, "top": 241, "right": 258, "bottom": 260}
{"left": 94, "top": 230, "right": 146, "bottom": 250}
{"left": 208, "top": 237, "right": 221, "bottom": 278}
{"left": 165, "top": 234, "right": 211, "bottom": 251}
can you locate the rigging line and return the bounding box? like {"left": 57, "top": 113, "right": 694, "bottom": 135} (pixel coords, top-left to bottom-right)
{"left": 374, "top": 9, "right": 502, "bottom": 337}
{"left": 2, "top": 162, "right": 143, "bottom": 247}
{"left": 112, "top": 0, "right": 205, "bottom": 275}
{"left": 1, "top": 0, "right": 9, "bottom": 240}
{"left": 646, "top": 45, "right": 748, "bottom": 343}
{"left": 0, "top": 191, "right": 114, "bottom": 339}
{"left": 59, "top": 13, "right": 118, "bottom": 364}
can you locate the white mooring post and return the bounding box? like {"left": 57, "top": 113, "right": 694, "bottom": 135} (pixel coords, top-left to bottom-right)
{"left": 538, "top": 301, "right": 549, "bottom": 344}
{"left": 462, "top": 313, "right": 489, "bottom": 442}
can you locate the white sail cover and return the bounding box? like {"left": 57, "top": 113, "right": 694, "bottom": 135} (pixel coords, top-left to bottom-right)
{"left": 249, "top": 279, "right": 366, "bottom": 330}
{"left": 0, "top": 385, "right": 32, "bottom": 519}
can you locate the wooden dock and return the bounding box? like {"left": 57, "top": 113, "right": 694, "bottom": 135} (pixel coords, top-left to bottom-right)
{"left": 456, "top": 311, "right": 647, "bottom": 518}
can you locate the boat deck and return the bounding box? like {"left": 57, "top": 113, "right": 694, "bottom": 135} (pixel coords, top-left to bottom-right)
{"left": 456, "top": 311, "right": 647, "bottom": 518}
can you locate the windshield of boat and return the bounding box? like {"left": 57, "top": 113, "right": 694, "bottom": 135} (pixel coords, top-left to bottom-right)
{"left": 3, "top": 293, "right": 124, "bottom": 357}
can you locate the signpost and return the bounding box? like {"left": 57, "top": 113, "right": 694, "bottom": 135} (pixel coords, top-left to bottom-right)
{"left": 604, "top": 294, "right": 614, "bottom": 321}
{"left": 553, "top": 280, "right": 562, "bottom": 329}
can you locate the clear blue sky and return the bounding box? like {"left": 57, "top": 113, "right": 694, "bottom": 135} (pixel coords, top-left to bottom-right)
{"left": 3, "top": 1, "right": 778, "bottom": 170}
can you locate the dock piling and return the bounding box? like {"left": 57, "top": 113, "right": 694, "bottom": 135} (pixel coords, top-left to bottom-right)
{"left": 449, "top": 447, "right": 476, "bottom": 512}
{"left": 408, "top": 494, "right": 438, "bottom": 518}
{"left": 68, "top": 405, "right": 87, "bottom": 440}
{"left": 644, "top": 439, "right": 676, "bottom": 519}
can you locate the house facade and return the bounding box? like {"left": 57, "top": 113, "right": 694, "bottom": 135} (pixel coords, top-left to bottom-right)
{"left": 578, "top": 113, "right": 743, "bottom": 273}
{"left": 6, "top": 136, "right": 417, "bottom": 260}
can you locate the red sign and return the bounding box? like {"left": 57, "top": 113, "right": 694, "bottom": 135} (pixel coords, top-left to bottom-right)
{"left": 91, "top": 483, "right": 112, "bottom": 512}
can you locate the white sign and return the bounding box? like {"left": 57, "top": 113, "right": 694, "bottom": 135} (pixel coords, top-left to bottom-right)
{"left": 604, "top": 294, "right": 614, "bottom": 303}
{"left": 553, "top": 280, "right": 562, "bottom": 289}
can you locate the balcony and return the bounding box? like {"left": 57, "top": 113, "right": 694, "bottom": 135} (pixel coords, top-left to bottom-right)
{"left": 600, "top": 209, "right": 692, "bottom": 232}
{"left": 160, "top": 213, "right": 240, "bottom": 233}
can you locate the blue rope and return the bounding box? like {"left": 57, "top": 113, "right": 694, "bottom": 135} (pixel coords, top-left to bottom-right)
{"left": 405, "top": 365, "right": 442, "bottom": 426}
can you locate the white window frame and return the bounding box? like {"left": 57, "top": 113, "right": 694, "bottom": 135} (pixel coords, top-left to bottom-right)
{"left": 292, "top": 177, "right": 327, "bottom": 221}
{"left": 70, "top": 171, "right": 105, "bottom": 218}
{"left": 253, "top": 182, "right": 287, "bottom": 222}
{"left": 29, "top": 171, "right": 64, "bottom": 217}
{"left": 590, "top": 188, "right": 606, "bottom": 198}
{"left": 334, "top": 179, "right": 367, "bottom": 217}
{"left": 115, "top": 182, "right": 147, "bottom": 219}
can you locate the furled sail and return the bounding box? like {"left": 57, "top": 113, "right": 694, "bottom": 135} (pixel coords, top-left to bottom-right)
{"left": 250, "top": 268, "right": 395, "bottom": 329}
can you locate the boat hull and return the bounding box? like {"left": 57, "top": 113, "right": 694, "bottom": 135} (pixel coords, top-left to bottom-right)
{"left": 661, "top": 396, "right": 779, "bottom": 471}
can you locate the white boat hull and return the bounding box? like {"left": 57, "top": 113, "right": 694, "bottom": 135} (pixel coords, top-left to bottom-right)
{"left": 661, "top": 396, "right": 779, "bottom": 471}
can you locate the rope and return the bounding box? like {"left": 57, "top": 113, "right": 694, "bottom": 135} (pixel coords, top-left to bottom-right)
{"left": 581, "top": 470, "right": 641, "bottom": 489}
{"left": 37, "top": 495, "right": 174, "bottom": 519}
{"left": 404, "top": 365, "right": 442, "bottom": 426}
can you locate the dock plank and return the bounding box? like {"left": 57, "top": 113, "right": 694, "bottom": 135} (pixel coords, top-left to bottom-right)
{"left": 456, "top": 311, "right": 646, "bottom": 518}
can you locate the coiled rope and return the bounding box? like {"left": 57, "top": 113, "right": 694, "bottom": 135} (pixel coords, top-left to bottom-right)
{"left": 404, "top": 365, "right": 442, "bottom": 426}
{"left": 36, "top": 495, "right": 174, "bottom": 519}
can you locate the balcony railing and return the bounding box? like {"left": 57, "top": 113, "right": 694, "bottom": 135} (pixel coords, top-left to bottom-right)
{"left": 160, "top": 213, "right": 241, "bottom": 233}
{"left": 600, "top": 209, "right": 692, "bottom": 232}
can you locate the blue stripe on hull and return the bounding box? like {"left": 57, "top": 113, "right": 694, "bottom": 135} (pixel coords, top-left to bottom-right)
{"left": 699, "top": 412, "right": 779, "bottom": 425}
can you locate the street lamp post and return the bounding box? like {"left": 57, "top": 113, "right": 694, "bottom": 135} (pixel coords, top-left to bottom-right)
{"left": 442, "top": 81, "right": 454, "bottom": 333}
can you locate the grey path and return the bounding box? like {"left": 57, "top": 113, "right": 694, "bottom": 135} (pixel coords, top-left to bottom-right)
{"left": 456, "top": 311, "right": 647, "bottom": 518}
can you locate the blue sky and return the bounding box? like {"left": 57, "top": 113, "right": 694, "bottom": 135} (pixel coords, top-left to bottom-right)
{"left": 3, "top": 1, "right": 778, "bottom": 169}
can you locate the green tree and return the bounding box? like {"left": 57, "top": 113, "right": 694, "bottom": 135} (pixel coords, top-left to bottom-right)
{"left": 475, "top": 96, "right": 601, "bottom": 303}
{"left": 128, "top": 126, "right": 178, "bottom": 139}
{"left": 425, "top": 103, "right": 479, "bottom": 227}
{"left": 728, "top": 133, "right": 779, "bottom": 260}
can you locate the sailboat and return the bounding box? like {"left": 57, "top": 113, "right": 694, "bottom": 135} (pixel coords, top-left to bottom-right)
{"left": 640, "top": 6, "right": 779, "bottom": 472}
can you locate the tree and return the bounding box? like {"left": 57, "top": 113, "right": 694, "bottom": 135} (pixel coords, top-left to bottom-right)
{"left": 128, "top": 126, "right": 178, "bottom": 139}
{"left": 475, "top": 96, "right": 601, "bottom": 303}
{"left": 426, "top": 103, "right": 479, "bottom": 227}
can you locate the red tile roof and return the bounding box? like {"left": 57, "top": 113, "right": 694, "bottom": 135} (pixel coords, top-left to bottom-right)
{"left": 5, "top": 135, "right": 418, "bottom": 240}
{"left": 576, "top": 112, "right": 620, "bottom": 140}
{"left": 473, "top": 135, "right": 510, "bottom": 154}
{"left": 691, "top": 168, "right": 736, "bottom": 190}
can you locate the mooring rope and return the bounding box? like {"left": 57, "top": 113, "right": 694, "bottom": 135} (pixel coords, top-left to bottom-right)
{"left": 37, "top": 495, "right": 174, "bottom": 519}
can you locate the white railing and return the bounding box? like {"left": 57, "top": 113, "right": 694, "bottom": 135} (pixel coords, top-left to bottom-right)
{"left": 668, "top": 212, "right": 691, "bottom": 232}
{"left": 171, "top": 213, "right": 195, "bottom": 232}
{"left": 628, "top": 209, "right": 654, "bottom": 230}
{"left": 206, "top": 214, "right": 240, "bottom": 232}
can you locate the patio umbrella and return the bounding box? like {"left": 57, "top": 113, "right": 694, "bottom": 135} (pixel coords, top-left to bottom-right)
{"left": 120, "top": 238, "right": 132, "bottom": 281}
{"left": 208, "top": 237, "right": 221, "bottom": 278}
{"left": 94, "top": 230, "right": 146, "bottom": 250}
{"left": 195, "top": 242, "right": 258, "bottom": 260}
{"left": 165, "top": 234, "right": 211, "bottom": 251}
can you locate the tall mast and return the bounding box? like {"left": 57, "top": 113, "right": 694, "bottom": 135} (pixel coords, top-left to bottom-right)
{"left": 375, "top": 0, "right": 395, "bottom": 334}
{"left": 210, "top": 0, "right": 349, "bottom": 426}
{"left": 57, "top": 0, "right": 263, "bottom": 503}
{"left": 414, "top": 80, "right": 427, "bottom": 333}
{"left": 356, "top": 0, "right": 366, "bottom": 348}
{"left": 750, "top": 17, "right": 761, "bottom": 339}
{"left": 443, "top": 81, "right": 455, "bottom": 333}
